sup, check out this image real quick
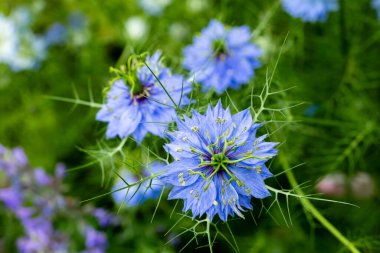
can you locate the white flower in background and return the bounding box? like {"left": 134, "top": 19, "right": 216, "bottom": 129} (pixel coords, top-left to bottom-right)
{"left": 138, "top": 0, "right": 172, "bottom": 16}
{"left": 31, "top": 0, "right": 45, "bottom": 14}
{"left": 169, "top": 22, "right": 189, "bottom": 41}
{"left": 0, "top": 14, "right": 18, "bottom": 64}
{"left": 9, "top": 33, "right": 47, "bottom": 72}
{"left": 67, "top": 12, "right": 90, "bottom": 47}
{"left": 186, "top": 0, "right": 209, "bottom": 13}
{"left": 124, "top": 16, "right": 149, "bottom": 41}
{"left": 10, "top": 7, "right": 32, "bottom": 28}
{"left": 0, "top": 10, "right": 47, "bottom": 72}
{"left": 254, "top": 34, "right": 277, "bottom": 60}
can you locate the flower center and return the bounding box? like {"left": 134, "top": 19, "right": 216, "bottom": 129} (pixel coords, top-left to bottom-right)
{"left": 210, "top": 152, "right": 229, "bottom": 169}
{"left": 131, "top": 82, "right": 153, "bottom": 104}
{"left": 126, "top": 72, "right": 144, "bottom": 95}
{"left": 212, "top": 39, "right": 228, "bottom": 60}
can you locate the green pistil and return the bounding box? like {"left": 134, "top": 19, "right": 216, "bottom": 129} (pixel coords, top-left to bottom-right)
{"left": 109, "top": 55, "right": 146, "bottom": 98}
{"left": 212, "top": 39, "right": 228, "bottom": 57}
{"left": 128, "top": 74, "right": 144, "bottom": 96}
{"left": 192, "top": 129, "right": 270, "bottom": 183}
{"left": 211, "top": 152, "right": 228, "bottom": 166}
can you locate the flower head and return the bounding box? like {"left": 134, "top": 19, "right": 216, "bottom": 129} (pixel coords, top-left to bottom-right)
{"left": 281, "top": 0, "right": 338, "bottom": 22}
{"left": 159, "top": 101, "right": 278, "bottom": 221}
{"left": 44, "top": 23, "right": 67, "bottom": 46}
{"left": 183, "top": 20, "right": 262, "bottom": 94}
{"left": 96, "top": 52, "right": 191, "bottom": 142}
{"left": 112, "top": 162, "right": 164, "bottom": 207}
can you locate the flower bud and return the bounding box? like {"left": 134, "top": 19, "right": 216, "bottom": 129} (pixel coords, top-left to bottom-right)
{"left": 351, "top": 172, "right": 376, "bottom": 199}
{"left": 316, "top": 172, "right": 346, "bottom": 197}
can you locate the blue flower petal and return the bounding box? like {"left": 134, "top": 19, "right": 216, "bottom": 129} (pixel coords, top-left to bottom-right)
{"left": 230, "top": 165, "right": 271, "bottom": 199}
{"left": 159, "top": 159, "right": 200, "bottom": 187}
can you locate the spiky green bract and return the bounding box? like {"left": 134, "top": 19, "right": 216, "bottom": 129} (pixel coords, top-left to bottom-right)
{"left": 159, "top": 101, "right": 278, "bottom": 221}
{"left": 112, "top": 162, "right": 165, "bottom": 207}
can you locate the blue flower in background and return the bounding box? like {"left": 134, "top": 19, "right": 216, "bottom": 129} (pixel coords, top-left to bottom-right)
{"left": 183, "top": 20, "right": 262, "bottom": 94}
{"left": 68, "top": 12, "right": 87, "bottom": 29}
{"left": 17, "top": 217, "right": 67, "bottom": 253}
{"left": 92, "top": 208, "right": 119, "bottom": 227}
{"left": 112, "top": 162, "right": 164, "bottom": 207}
{"left": 82, "top": 226, "right": 107, "bottom": 253}
{"left": 0, "top": 145, "right": 114, "bottom": 253}
{"left": 281, "top": 0, "right": 338, "bottom": 22}
{"left": 159, "top": 101, "right": 278, "bottom": 221}
{"left": 372, "top": 0, "right": 380, "bottom": 19}
{"left": 45, "top": 23, "right": 67, "bottom": 46}
{"left": 96, "top": 52, "right": 191, "bottom": 142}
{"left": 304, "top": 103, "right": 320, "bottom": 117}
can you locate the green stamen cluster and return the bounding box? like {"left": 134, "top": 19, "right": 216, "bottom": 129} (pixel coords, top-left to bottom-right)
{"left": 212, "top": 39, "right": 228, "bottom": 58}
{"left": 188, "top": 129, "right": 271, "bottom": 183}
{"left": 108, "top": 54, "right": 147, "bottom": 97}
{"left": 211, "top": 152, "right": 229, "bottom": 169}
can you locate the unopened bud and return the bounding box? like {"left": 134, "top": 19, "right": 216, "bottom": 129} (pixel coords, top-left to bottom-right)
{"left": 351, "top": 172, "right": 376, "bottom": 199}
{"left": 316, "top": 172, "right": 346, "bottom": 197}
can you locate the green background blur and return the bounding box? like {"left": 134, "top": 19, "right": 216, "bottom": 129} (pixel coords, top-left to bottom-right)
{"left": 1, "top": 0, "right": 380, "bottom": 252}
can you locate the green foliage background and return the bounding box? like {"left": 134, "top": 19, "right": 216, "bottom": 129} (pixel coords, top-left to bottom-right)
{"left": 1, "top": 0, "right": 380, "bottom": 252}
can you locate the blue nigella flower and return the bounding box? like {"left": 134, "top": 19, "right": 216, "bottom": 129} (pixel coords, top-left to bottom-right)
{"left": 112, "top": 162, "right": 164, "bottom": 207}
{"left": 44, "top": 23, "right": 67, "bottom": 46}
{"left": 92, "top": 208, "right": 119, "bottom": 227}
{"left": 159, "top": 101, "right": 278, "bottom": 221}
{"left": 96, "top": 51, "right": 191, "bottom": 142}
{"left": 1, "top": 145, "right": 111, "bottom": 253}
{"left": 82, "top": 226, "right": 107, "bottom": 253}
{"left": 281, "top": 0, "right": 338, "bottom": 22}
{"left": 372, "top": 0, "right": 380, "bottom": 19}
{"left": 183, "top": 19, "right": 262, "bottom": 94}
{"left": 68, "top": 12, "right": 87, "bottom": 29}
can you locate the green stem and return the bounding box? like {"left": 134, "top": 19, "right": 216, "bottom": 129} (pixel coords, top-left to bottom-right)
{"left": 206, "top": 218, "right": 213, "bottom": 253}
{"left": 116, "top": 44, "right": 130, "bottom": 66}
{"left": 278, "top": 151, "right": 360, "bottom": 253}
{"left": 143, "top": 62, "right": 178, "bottom": 110}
